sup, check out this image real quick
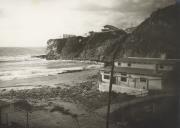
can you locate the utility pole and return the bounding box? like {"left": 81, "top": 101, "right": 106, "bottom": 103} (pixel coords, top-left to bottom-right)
{"left": 0, "top": 109, "right": 1, "bottom": 125}
{"left": 6, "top": 113, "right": 8, "bottom": 126}
{"left": 106, "top": 56, "right": 115, "bottom": 128}
{"left": 106, "top": 34, "right": 128, "bottom": 128}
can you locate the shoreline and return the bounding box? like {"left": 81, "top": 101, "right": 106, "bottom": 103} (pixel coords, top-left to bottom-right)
{"left": 33, "top": 55, "right": 106, "bottom": 65}
{"left": 0, "top": 68, "right": 135, "bottom": 128}
{"left": 0, "top": 60, "right": 132, "bottom": 128}
{"left": 0, "top": 69, "right": 97, "bottom": 90}
{"left": 0, "top": 60, "right": 103, "bottom": 88}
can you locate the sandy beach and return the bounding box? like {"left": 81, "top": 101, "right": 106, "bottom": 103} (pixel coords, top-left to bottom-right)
{"left": 0, "top": 68, "right": 134, "bottom": 128}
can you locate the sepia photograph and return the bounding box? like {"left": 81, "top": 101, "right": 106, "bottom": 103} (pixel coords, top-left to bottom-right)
{"left": 0, "top": 0, "right": 179, "bottom": 128}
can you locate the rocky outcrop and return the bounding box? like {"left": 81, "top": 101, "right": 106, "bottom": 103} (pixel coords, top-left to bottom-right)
{"left": 46, "top": 30, "right": 127, "bottom": 61}
{"left": 78, "top": 30, "right": 126, "bottom": 61}
{"left": 46, "top": 36, "right": 85, "bottom": 60}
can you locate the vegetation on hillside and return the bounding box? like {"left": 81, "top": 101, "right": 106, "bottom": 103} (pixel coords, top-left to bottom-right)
{"left": 119, "top": 5, "right": 180, "bottom": 59}
{"left": 46, "top": 4, "right": 180, "bottom": 61}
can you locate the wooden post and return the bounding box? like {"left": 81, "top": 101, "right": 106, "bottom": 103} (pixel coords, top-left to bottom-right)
{"left": 26, "top": 112, "right": 29, "bottom": 128}
{"left": 147, "top": 79, "right": 149, "bottom": 90}
{"left": 127, "top": 77, "right": 129, "bottom": 87}
{"left": 134, "top": 78, "right": 137, "bottom": 88}
{"left": 0, "top": 109, "right": 1, "bottom": 125}
{"left": 6, "top": 113, "right": 8, "bottom": 126}
{"left": 74, "top": 117, "right": 80, "bottom": 128}
{"left": 121, "top": 109, "right": 124, "bottom": 122}
{"left": 152, "top": 103, "right": 156, "bottom": 113}
{"left": 106, "top": 60, "right": 115, "bottom": 128}
{"left": 105, "top": 34, "right": 128, "bottom": 128}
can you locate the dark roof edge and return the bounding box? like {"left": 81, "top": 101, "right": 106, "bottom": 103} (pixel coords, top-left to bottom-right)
{"left": 100, "top": 67, "right": 168, "bottom": 77}
{"left": 114, "top": 57, "right": 180, "bottom": 64}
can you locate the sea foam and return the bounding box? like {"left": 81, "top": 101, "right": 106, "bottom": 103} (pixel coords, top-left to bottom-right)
{"left": 0, "top": 66, "right": 85, "bottom": 81}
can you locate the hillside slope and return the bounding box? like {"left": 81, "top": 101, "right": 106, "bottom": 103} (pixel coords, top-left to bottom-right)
{"left": 118, "top": 4, "right": 180, "bottom": 59}
{"left": 79, "top": 31, "right": 126, "bottom": 61}
{"left": 46, "top": 4, "right": 180, "bottom": 61}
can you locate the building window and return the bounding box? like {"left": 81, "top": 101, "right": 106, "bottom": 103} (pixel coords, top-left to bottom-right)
{"left": 118, "top": 62, "right": 121, "bottom": 66}
{"left": 121, "top": 77, "right": 127, "bottom": 82}
{"left": 121, "top": 73, "right": 127, "bottom": 76}
{"left": 104, "top": 75, "right": 110, "bottom": 80}
{"left": 140, "top": 78, "right": 147, "bottom": 82}
{"left": 128, "top": 63, "right": 131, "bottom": 67}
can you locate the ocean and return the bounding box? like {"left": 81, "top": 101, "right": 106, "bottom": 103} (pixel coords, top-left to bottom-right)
{"left": 0, "top": 47, "right": 102, "bottom": 89}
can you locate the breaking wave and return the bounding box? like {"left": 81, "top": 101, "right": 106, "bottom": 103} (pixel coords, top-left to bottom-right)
{"left": 0, "top": 66, "right": 85, "bottom": 81}
{"left": 0, "top": 55, "right": 42, "bottom": 63}
{"left": 0, "top": 55, "right": 103, "bottom": 81}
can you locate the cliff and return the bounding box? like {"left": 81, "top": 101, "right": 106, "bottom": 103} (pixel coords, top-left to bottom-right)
{"left": 46, "top": 4, "right": 180, "bottom": 61}
{"left": 46, "top": 36, "right": 85, "bottom": 60}
{"left": 46, "top": 30, "right": 127, "bottom": 61}
{"left": 78, "top": 31, "right": 127, "bottom": 61}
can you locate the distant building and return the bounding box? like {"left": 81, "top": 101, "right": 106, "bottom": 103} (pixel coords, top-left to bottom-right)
{"left": 99, "top": 57, "right": 180, "bottom": 96}
{"left": 88, "top": 31, "right": 95, "bottom": 36}
{"left": 63, "top": 34, "right": 76, "bottom": 38}
{"left": 101, "top": 25, "right": 120, "bottom": 32}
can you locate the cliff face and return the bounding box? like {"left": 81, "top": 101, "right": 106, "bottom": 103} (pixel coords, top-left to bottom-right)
{"left": 78, "top": 31, "right": 126, "bottom": 61}
{"left": 46, "top": 4, "right": 180, "bottom": 61}
{"left": 46, "top": 36, "right": 85, "bottom": 60}
{"left": 46, "top": 30, "right": 127, "bottom": 61}
{"left": 118, "top": 5, "right": 180, "bottom": 59}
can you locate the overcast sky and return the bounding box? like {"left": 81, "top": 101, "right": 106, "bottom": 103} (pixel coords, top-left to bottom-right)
{"left": 0, "top": 0, "right": 175, "bottom": 47}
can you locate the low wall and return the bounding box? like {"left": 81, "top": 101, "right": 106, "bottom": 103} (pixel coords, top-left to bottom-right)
{"left": 99, "top": 82, "right": 148, "bottom": 96}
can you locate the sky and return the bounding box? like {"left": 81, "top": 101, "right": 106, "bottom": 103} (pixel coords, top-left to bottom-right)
{"left": 0, "top": 0, "right": 176, "bottom": 47}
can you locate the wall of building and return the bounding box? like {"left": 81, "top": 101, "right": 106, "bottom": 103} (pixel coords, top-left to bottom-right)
{"left": 63, "top": 34, "right": 76, "bottom": 38}
{"left": 115, "top": 62, "right": 156, "bottom": 70}
{"left": 99, "top": 82, "right": 148, "bottom": 96}
{"left": 157, "top": 64, "right": 173, "bottom": 71}
{"left": 130, "top": 74, "right": 162, "bottom": 90}
{"left": 148, "top": 79, "right": 162, "bottom": 90}
{"left": 100, "top": 71, "right": 162, "bottom": 91}
{"left": 131, "top": 63, "right": 156, "bottom": 70}
{"left": 114, "top": 62, "right": 174, "bottom": 71}
{"left": 101, "top": 73, "right": 110, "bottom": 83}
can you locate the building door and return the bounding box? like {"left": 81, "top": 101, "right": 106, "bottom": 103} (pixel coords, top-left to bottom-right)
{"left": 139, "top": 77, "right": 148, "bottom": 89}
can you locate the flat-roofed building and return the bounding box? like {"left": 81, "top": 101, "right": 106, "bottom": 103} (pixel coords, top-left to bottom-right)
{"left": 63, "top": 34, "right": 76, "bottom": 38}
{"left": 99, "top": 57, "right": 180, "bottom": 96}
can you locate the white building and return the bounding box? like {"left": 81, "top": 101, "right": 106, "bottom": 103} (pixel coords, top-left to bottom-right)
{"left": 99, "top": 57, "right": 180, "bottom": 96}
{"left": 63, "top": 34, "right": 76, "bottom": 38}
